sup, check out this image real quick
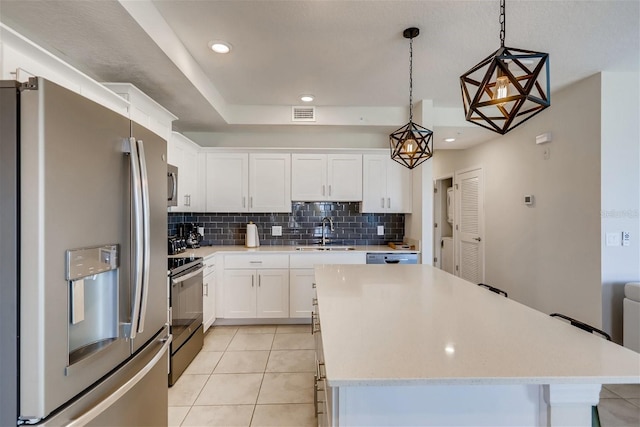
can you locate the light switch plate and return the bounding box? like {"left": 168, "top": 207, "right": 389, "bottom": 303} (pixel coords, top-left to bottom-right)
{"left": 377, "top": 225, "right": 384, "bottom": 236}
{"left": 622, "top": 231, "right": 630, "bottom": 247}
{"left": 272, "top": 225, "right": 282, "bottom": 236}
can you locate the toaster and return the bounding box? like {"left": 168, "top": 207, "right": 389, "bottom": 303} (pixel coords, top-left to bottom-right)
{"left": 168, "top": 236, "right": 186, "bottom": 255}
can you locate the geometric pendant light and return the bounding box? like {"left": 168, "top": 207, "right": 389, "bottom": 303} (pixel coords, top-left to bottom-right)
{"left": 460, "top": 0, "right": 550, "bottom": 135}
{"left": 390, "top": 27, "right": 433, "bottom": 169}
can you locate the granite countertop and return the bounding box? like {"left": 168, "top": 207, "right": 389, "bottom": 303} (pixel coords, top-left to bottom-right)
{"left": 313, "top": 264, "right": 640, "bottom": 388}
{"left": 169, "top": 244, "right": 419, "bottom": 259}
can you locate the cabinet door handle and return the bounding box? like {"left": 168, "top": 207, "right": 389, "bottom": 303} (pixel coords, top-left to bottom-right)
{"left": 322, "top": 185, "right": 325, "bottom": 196}
{"left": 328, "top": 185, "right": 332, "bottom": 196}
{"left": 313, "top": 374, "right": 318, "bottom": 415}
{"left": 203, "top": 283, "right": 208, "bottom": 296}
{"left": 242, "top": 196, "right": 246, "bottom": 208}
{"left": 387, "top": 197, "right": 391, "bottom": 208}
{"left": 381, "top": 197, "right": 385, "bottom": 208}
{"left": 250, "top": 196, "right": 253, "bottom": 208}
{"left": 251, "top": 276, "right": 254, "bottom": 287}
{"left": 318, "top": 362, "right": 326, "bottom": 380}
{"left": 258, "top": 274, "right": 261, "bottom": 287}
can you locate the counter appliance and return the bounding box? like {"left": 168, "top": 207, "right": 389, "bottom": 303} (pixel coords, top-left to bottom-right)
{"left": 366, "top": 253, "right": 419, "bottom": 264}
{"left": 168, "top": 235, "right": 187, "bottom": 255}
{"left": 178, "top": 222, "right": 203, "bottom": 248}
{"left": 0, "top": 77, "right": 170, "bottom": 426}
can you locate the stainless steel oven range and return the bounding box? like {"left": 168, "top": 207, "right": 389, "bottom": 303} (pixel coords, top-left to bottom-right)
{"left": 168, "top": 256, "right": 204, "bottom": 386}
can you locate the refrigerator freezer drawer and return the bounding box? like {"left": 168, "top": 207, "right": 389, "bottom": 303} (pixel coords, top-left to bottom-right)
{"left": 41, "top": 326, "right": 170, "bottom": 427}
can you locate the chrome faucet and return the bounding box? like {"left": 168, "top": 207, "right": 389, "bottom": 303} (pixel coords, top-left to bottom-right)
{"left": 321, "top": 217, "right": 334, "bottom": 246}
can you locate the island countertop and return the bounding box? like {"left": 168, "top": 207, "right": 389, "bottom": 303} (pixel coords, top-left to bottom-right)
{"left": 313, "top": 264, "right": 640, "bottom": 388}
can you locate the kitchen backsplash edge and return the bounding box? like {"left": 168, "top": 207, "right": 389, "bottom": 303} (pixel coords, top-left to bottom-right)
{"left": 168, "top": 202, "right": 404, "bottom": 246}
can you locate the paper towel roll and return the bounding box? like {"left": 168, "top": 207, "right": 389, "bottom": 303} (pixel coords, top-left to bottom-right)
{"left": 246, "top": 222, "right": 260, "bottom": 248}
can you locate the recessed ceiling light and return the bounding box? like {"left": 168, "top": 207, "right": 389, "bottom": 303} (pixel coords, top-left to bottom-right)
{"left": 209, "top": 41, "right": 231, "bottom": 54}
{"left": 300, "top": 95, "right": 314, "bottom": 102}
{"left": 444, "top": 138, "right": 456, "bottom": 142}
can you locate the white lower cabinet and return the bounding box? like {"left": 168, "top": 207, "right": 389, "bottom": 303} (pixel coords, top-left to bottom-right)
{"left": 289, "top": 253, "right": 365, "bottom": 319}
{"left": 289, "top": 269, "right": 316, "bottom": 318}
{"left": 202, "top": 255, "right": 216, "bottom": 331}
{"left": 220, "top": 252, "right": 365, "bottom": 321}
{"left": 223, "top": 254, "right": 290, "bottom": 318}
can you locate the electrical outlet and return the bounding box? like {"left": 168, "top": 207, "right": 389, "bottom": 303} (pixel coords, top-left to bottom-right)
{"left": 606, "top": 232, "right": 621, "bottom": 246}
{"left": 271, "top": 225, "right": 282, "bottom": 236}
{"left": 377, "top": 225, "right": 384, "bottom": 236}
{"left": 622, "top": 231, "right": 630, "bottom": 247}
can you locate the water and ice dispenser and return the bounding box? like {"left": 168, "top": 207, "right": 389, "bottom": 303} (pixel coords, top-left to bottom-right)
{"left": 66, "top": 245, "right": 120, "bottom": 365}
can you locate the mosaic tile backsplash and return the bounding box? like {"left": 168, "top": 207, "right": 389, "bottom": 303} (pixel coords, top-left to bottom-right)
{"left": 168, "top": 202, "right": 404, "bottom": 246}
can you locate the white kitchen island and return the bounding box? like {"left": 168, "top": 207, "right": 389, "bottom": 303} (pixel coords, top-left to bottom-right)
{"left": 312, "top": 264, "right": 640, "bottom": 427}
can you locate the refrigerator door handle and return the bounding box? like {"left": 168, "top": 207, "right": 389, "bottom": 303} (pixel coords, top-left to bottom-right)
{"left": 136, "top": 139, "right": 151, "bottom": 334}
{"left": 65, "top": 333, "right": 172, "bottom": 427}
{"left": 126, "top": 137, "right": 144, "bottom": 339}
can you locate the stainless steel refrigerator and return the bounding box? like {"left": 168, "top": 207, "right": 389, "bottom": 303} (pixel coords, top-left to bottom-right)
{"left": 0, "top": 77, "right": 171, "bottom": 426}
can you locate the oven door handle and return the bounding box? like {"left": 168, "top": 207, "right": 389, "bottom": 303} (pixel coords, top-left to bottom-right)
{"left": 171, "top": 266, "right": 205, "bottom": 284}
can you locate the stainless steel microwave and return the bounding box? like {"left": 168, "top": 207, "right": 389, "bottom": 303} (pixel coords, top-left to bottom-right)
{"left": 167, "top": 164, "right": 178, "bottom": 207}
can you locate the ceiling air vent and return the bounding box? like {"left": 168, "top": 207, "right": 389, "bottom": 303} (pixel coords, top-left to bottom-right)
{"left": 292, "top": 106, "right": 316, "bottom": 122}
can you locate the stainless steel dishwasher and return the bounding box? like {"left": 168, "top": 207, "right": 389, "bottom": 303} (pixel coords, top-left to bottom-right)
{"left": 366, "top": 253, "right": 419, "bottom": 264}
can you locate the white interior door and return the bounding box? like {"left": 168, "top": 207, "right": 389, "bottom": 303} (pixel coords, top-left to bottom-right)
{"left": 455, "top": 168, "right": 484, "bottom": 283}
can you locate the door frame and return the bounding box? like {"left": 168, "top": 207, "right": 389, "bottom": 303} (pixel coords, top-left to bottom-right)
{"left": 433, "top": 174, "right": 453, "bottom": 269}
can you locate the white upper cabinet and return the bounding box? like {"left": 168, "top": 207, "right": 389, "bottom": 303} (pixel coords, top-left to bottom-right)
{"left": 168, "top": 132, "right": 203, "bottom": 212}
{"left": 291, "top": 154, "right": 362, "bottom": 201}
{"left": 361, "top": 154, "right": 412, "bottom": 213}
{"left": 205, "top": 153, "right": 249, "bottom": 212}
{"left": 249, "top": 153, "right": 292, "bottom": 212}
{"left": 205, "top": 152, "right": 291, "bottom": 213}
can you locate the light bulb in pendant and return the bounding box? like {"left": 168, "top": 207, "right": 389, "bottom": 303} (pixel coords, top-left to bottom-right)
{"left": 495, "top": 76, "right": 509, "bottom": 104}
{"left": 402, "top": 138, "right": 417, "bottom": 156}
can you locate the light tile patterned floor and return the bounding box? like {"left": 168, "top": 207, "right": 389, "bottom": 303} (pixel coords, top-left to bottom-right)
{"left": 168, "top": 325, "right": 316, "bottom": 427}
{"left": 599, "top": 384, "right": 640, "bottom": 427}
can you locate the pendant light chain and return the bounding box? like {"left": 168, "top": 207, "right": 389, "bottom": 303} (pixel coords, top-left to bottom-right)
{"left": 390, "top": 27, "right": 433, "bottom": 169}
{"left": 408, "top": 36, "right": 414, "bottom": 122}
{"left": 499, "top": 0, "right": 506, "bottom": 47}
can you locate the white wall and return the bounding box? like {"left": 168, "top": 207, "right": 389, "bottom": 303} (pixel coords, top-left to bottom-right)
{"left": 600, "top": 72, "right": 640, "bottom": 342}
{"left": 434, "top": 74, "right": 604, "bottom": 330}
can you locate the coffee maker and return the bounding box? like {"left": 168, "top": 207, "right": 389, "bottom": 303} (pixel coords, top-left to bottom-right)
{"left": 178, "top": 223, "right": 202, "bottom": 248}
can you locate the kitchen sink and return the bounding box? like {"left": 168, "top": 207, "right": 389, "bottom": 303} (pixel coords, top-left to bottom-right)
{"left": 295, "top": 246, "right": 355, "bottom": 251}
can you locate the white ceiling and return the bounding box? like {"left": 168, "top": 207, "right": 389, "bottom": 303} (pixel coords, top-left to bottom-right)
{"left": 1, "top": 0, "right": 638, "bottom": 149}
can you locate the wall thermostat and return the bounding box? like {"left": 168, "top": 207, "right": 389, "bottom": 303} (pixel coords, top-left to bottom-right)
{"left": 536, "top": 132, "right": 552, "bottom": 144}
{"left": 524, "top": 195, "right": 534, "bottom": 205}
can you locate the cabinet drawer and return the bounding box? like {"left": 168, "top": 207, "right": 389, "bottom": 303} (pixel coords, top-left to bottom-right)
{"left": 224, "top": 254, "right": 289, "bottom": 269}
{"left": 204, "top": 262, "right": 216, "bottom": 277}
{"left": 290, "top": 252, "right": 365, "bottom": 269}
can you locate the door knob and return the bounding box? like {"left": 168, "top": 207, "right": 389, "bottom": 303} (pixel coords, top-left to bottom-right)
{"left": 473, "top": 237, "right": 482, "bottom": 242}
